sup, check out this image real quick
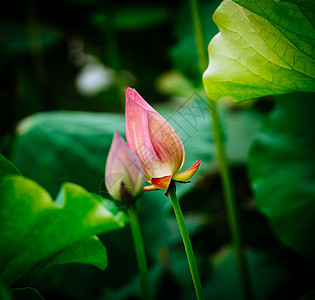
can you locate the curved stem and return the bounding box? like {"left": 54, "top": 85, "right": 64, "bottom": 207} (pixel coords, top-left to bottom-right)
{"left": 169, "top": 182, "right": 204, "bottom": 300}
{"left": 189, "top": 0, "right": 254, "bottom": 299}
{"left": 127, "top": 204, "right": 151, "bottom": 300}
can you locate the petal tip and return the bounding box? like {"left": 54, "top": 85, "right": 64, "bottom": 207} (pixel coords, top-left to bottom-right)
{"left": 172, "top": 158, "right": 201, "bottom": 182}
{"left": 125, "top": 87, "right": 134, "bottom": 93}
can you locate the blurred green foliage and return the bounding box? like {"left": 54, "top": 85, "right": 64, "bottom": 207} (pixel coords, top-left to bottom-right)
{"left": 249, "top": 93, "right": 315, "bottom": 260}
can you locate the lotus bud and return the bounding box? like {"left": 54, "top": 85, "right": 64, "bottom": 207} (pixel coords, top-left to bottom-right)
{"left": 105, "top": 131, "right": 145, "bottom": 204}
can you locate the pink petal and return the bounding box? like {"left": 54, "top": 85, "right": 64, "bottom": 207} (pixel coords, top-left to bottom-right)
{"left": 125, "top": 87, "right": 156, "bottom": 113}
{"left": 147, "top": 111, "right": 185, "bottom": 176}
{"left": 172, "top": 158, "right": 201, "bottom": 182}
{"left": 125, "top": 98, "right": 163, "bottom": 179}
{"left": 151, "top": 175, "right": 172, "bottom": 190}
{"left": 105, "top": 131, "right": 145, "bottom": 200}
{"left": 125, "top": 87, "right": 185, "bottom": 179}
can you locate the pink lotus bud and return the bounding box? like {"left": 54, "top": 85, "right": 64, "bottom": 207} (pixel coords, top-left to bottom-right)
{"left": 105, "top": 131, "right": 145, "bottom": 203}
{"left": 125, "top": 88, "right": 200, "bottom": 192}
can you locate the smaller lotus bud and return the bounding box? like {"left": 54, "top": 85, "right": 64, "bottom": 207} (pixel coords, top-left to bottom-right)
{"left": 105, "top": 131, "right": 145, "bottom": 204}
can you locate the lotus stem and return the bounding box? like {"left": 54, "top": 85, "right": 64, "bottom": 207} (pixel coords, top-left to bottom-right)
{"left": 169, "top": 182, "right": 204, "bottom": 300}
{"left": 127, "top": 203, "right": 151, "bottom": 300}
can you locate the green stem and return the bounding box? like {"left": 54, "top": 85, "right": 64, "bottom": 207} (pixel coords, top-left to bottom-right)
{"left": 169, "top": 183, "right": 204, "bottom": 300}
{"left": 211, "top": 103, "right": 254, "bottom": 300}
{"left": 189, "top": 0, "right": 254, "bottom": 299}
{"left": 127, "top": 204, "right": 151, "bottom": 300}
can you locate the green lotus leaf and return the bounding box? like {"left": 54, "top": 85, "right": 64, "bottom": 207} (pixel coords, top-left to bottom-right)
{"left": 203, "top": 0, "right": 315, "bottom": 101}
{"left": 249, "top": 93, "right": 315, "bottom": 259}
{"left": 0, "top": 175, "right": 125, "bottom": 286}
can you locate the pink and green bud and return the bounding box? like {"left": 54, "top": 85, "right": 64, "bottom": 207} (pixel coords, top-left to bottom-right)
{"left": 125, "top": 88, "right": 201, "bottom": 192}
{"left": 105, "top": 131, "right": 145, "bottom": 203}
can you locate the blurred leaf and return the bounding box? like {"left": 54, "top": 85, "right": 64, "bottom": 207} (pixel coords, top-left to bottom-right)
{"left": 0, "top": 22, "right": 61, "bottom": 55}
{"left": 0, "top": 176, "right": 125, "bottom": 286}
{"left": 91, "top": 5, "right": 169, "bottom": 31}
{"left": 204, "top": 248, "right": 291, "bottom": 300}
{"left": 14, "top": 111, "right": 125, "bottom": 197}
{"left": 203, "top": 0, "right": 315, "bottom": 101}
{"left": 0, "top": 153, "right": 21, "bottom": 178}
{"left": 156, "top": 70, "right": 195, "bottom": 97}
{"left": 224, "top": 107, "right": 263, "bottom": 163}
{"left": 249, "top": 93, "right": 315, "bottom": 259}
{"left": 164, "top": 214, "right": 209, "bottom": 246}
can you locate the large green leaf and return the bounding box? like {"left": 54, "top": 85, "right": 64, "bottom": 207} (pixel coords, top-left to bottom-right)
{"left": 203, "top": 0, "right": 315, "bottom": 101}
{"left": 249, "top": 93, "right": 315, "bottom": 258}
{"left": 0, "top": 176, "right": 125, "bottom": 286}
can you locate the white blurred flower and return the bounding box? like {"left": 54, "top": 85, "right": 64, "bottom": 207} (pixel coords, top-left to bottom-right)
{"left": 76, "top": 58, "right": 115, "bottom": 96}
